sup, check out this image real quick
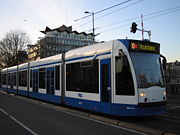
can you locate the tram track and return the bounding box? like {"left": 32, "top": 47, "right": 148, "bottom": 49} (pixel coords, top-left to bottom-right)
{"left": 143, "top": 106, "right": 180, "bottom": 126}
{"left": 149, "top": 114, "right": 180, "bottom": 123}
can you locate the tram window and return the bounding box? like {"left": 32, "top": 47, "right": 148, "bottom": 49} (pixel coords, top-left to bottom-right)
{"left": 115, "top": 56, "right": 135, "bottom": 95}
{"left": 8, "top": 74, "right": 10, "bottom": 85}
{"left": 0, "top": 72, "right": 1, "bottom": 86}
{"left": 30, "top": 70, "right": 32, "bottom": 87}
{"left": 2, "top": 74, "right": 6, "bottom": 85}
{"left": 55, "top": 66, "right": 60, "bottom": 90}
{"left": 13, "top": 73, "right": 16, "bottom": 86}
{"left": 39, "top": 68, "right": 45, "bottom": 89}
{"left": 66, "top": 60, "right": 99, "bottom": 93}
{"left": 10, "top": 73, "right": 13, "bottom": 88}
{"left": 19, "top": 70, "right": 27, "bottom": 87}
{"left": 66, "top": 62, "right": 80, "bottom": 92}
{"left": 32, "top": 70, "right": 39, "bottom": 93}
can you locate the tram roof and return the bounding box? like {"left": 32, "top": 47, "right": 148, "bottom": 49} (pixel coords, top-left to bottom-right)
{"left": 30, "top": 54, "right": 62, "bottom": 68}
{"left": 65, "top": 40, "right": 115, "bottom": 60}
{"left": 1, "top": 39, "right": 133, "bottom": 71}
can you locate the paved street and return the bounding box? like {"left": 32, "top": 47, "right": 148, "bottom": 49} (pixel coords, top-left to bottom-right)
{"left": 1, "top": 91, "right": 180, "bottom": 135}
{"left": 0, "top": 91, "right": 144, "bottom": 135}
{"left": 0, "top": 110, "right": 32, "bottom": 135}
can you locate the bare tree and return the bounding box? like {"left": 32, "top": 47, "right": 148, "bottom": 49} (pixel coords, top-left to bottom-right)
{"left": 0, "top": 29, "right": 31, "bottom": 69}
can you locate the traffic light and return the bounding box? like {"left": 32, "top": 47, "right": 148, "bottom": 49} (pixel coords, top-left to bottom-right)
{"left": 130, "top": 22, "right": 137, "bottom": 33}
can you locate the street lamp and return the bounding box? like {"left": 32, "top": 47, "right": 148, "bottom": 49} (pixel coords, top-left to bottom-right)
{"left": 85, "top": 11, "right": 95, "bottom": 42}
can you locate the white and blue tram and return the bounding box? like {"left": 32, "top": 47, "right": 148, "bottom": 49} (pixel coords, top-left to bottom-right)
{"left": 0, "top": 39, "right": 167, "bottom": 116}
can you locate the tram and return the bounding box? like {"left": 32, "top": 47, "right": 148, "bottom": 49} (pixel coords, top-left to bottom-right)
{"left": 0, "top": 39, "right": 167, "bottom": 116}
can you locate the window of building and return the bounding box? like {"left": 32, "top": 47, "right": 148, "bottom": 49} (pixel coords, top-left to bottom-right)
{"left": 39, "top": 68, "right": 45, "bottom": 89}
{"left": 67, "top": 34, "right": 70, "bottom": 38}
{"left": 59, "top": 33, "right": 62, "bottom": 38}
{"left": 81, "top": 36, "right": 84, "bottom": 40}
{"left": 74, "top": 34, "right": 77, "bottom": 39}
{"left": 62, "top": 32, "right": 67, "bottom": 38}
{"left": 59, "top": 39, "right": 62, "bottom": 44}
{"left": 66, "top": 60, "right": 99, "bottom": 93}
{"left": 72, "top": 33, "right": 75, "bottom": 39}
{"left": 64, "top": 40, "right": 66, "bottom": 44}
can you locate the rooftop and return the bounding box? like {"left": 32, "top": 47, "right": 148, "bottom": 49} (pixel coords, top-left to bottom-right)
{"left": 40, "top": 25, "right": 93, "bottom": 36}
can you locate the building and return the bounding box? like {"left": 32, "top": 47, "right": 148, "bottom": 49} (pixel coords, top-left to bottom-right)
{"left": 28, "top": 44, "right": 40, "bottom": 61}
{"left": 165, "top": 60, "right": 180, "bottom": 94}
{"left": 28, "top": 25, "right": 94, "bottom": 61}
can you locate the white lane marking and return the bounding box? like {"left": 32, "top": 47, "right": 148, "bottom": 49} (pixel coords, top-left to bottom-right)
{"left": 0, "top": 107, "right": 38, "bottom": 135}
{"left": 0, "top": 108, "right": 8, "bottom": 115}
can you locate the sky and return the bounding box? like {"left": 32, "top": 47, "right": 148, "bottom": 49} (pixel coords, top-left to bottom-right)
{"left": 0, "top": 0, "right": 180, "bottom": 62}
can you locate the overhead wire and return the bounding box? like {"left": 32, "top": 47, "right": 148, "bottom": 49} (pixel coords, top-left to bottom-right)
{"left": 74, "top": 0, "right": 132, "bottom": 22}
{"left": 96, "top": 6, "right": 180, "bottom": 31}
{"left": 94, "top": 0, "right": 143, "bottom": 22}
{"left": 144, "top": 8, "right": 180, "bottom": 22}
{"left": 85, "top": 16, "right": 139, "bottom": 32}
{"left": 98, "top": 6, "right": 180, "bottom": 34}
{"left": 73, "top": 0, "right": 144, "bottom": 30}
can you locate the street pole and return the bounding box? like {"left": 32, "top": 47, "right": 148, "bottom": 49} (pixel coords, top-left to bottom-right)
{"left": 16, "top": 42, "right": 18, "bottom": 95}
{"left": 92, "top": 12, "right": 95, "bottom": 42}
{"left": 131, "top": 18, "right": 151, "bottom": 41}
{"left": 85, "top": 11, "right": 95, "bottom": 42}
{"left": 141, "top": 14, "right": 144, "bottom": 40}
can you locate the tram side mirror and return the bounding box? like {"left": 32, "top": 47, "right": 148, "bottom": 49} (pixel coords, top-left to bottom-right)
{"left": 118, "top": 49, "right": 124, "bottom": 58}
{"left": 160, "top": 54, "right": 167, "bottom": 70}
{"left": 162, "top": 58, "right": 166, "bottom": 70}
{"left": 118, "top": 49, "right": 129, "bottom": 68}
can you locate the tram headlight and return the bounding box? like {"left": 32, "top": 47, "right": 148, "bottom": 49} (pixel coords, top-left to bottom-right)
{"left": 163, "top": 91, "right": 166, "bottom": 96}
{"left": 139, "top": 92, "right": 146, "bottom": 97}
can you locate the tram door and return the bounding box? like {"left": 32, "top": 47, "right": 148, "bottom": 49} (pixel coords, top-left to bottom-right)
{"left": 46, "top": 67, "right": 54, "bottom": 95}
{"left": 32, "top": 70, "right": 39, "bottom": 93}
{"left": 100, "top": 58, "right": 111, "bottom": 113}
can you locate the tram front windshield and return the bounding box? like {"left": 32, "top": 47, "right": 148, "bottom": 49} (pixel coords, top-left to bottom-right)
{"left": 130, "top": 52, "right": 164, "bottom": 88}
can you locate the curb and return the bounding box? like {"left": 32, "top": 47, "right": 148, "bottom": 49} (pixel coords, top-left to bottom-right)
{"left": 88, "top": 114, "right": 161, "bottom": 135}
{"left": 89, "top": 114, "right": 119, "bottom": 125}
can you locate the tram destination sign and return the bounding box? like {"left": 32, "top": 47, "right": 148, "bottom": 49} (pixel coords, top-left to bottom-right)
{"left": 129, "top": 40, "right": 160, "bottom": 54}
